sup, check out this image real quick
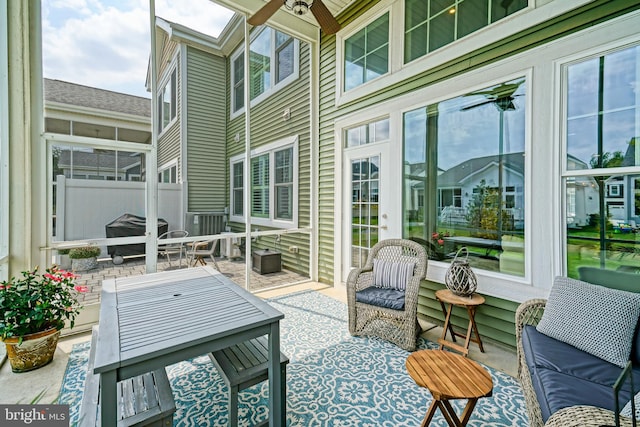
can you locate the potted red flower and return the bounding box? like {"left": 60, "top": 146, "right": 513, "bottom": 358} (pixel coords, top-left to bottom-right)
{"left": 430, "top": 231, "right": 450, "bottom": 260}
{"left": 0, "top": 267, "right": 87, "bottom": 372}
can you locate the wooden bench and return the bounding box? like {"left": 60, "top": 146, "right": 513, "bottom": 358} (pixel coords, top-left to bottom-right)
{"left": 208, "top": 335, "right": 289, "bottom": 427}
{"left": 79, "top": 326, "right": 176, "bottom": 427}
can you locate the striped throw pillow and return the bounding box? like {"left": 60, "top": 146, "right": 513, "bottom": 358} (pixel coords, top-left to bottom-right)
{"left": 373, "top": 259, "right": 416, "bottom": 291}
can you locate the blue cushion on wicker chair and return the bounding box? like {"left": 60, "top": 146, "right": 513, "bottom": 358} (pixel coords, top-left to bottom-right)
{"left": 355, "top": 287, "right": 406, "bottom": 310}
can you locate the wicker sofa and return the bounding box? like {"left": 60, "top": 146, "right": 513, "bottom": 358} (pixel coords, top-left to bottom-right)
{"left": 516, "top": 270, "right": 640, "bottom": 427}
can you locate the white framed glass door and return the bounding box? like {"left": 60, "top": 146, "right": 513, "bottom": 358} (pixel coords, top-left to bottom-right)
{"left": 342, "top": 142, "right": 393, "bottom": 281}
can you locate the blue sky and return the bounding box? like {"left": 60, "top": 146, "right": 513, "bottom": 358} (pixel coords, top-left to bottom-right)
{"left": 42, "top": 0, "right": 235, "bottom": 98}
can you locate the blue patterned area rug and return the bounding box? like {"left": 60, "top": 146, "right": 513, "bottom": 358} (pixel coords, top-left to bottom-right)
{"left": 59, "top": 290, "right": 528, "bottom": 426}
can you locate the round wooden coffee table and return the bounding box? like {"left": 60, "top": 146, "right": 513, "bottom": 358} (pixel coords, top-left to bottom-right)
{"left": 406, "top": 349, "right": 493, "bottom": 427}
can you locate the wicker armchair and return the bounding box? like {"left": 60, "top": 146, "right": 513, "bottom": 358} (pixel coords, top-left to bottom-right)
{"left": 347, "top": 239, "right": 427, "bottom": 351}
{"left": 515, "top": 299, "right": 636, "bottom": 427}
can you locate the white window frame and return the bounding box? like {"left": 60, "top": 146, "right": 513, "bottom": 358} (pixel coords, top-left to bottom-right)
{"left": 559, "top": 36, "right": 640, "bottom": 272}
{"left": 230, "top": 28, "right": 300, "bottom": 119}
{"left": 230, "top": 159, "right": 244, "bottom": 217}
{"left": 402, "top": 0, "right": 529, "bottom": 66}
{"left": 230, "top": 51, "right": 245, "bottom": 114}
{"left": 335, "top": 1, "right": 601, "bottom": 107}
{"left": 229, "top": 135, "right": 299, "bottom": 228}
{"left": 157, "top": 62, "right": 177, "bottom": 136}
{"left": 336, "top": 0, "right": 395, "bottom": 100}
{"left": 158, "top": 160, "right": 178, "bottom": 184}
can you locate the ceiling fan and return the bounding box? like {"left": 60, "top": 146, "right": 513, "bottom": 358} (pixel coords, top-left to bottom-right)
{"left": 248, "top": 0, "right": 341, "bottom": 35}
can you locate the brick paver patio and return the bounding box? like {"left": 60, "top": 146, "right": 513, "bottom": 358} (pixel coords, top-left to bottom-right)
{"left": 72, "top": 254, "right": 310, "bottom": 305}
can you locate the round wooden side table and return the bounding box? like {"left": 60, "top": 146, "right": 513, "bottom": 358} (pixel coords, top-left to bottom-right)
{"left": 435, "top": 289, "right": 485, "bottom": 356}
{"left": 406, "top": 349, "right": 493, "bottom": 427}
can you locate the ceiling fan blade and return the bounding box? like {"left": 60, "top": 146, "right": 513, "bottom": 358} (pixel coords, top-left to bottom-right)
{"left": 248, "top": 0, "right": 283, "bottom": 26}
{"left": 461, "top": 99, "right": 495, "bottom": 111}
{"left": 311, "top": 0, "right": 341, "bottom": 35}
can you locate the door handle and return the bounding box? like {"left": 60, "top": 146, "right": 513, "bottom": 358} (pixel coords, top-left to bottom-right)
{"left": 380, "top": 225, "right": 388, "bottom": 230}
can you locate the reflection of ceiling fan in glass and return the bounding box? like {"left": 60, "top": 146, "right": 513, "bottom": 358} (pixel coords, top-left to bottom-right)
{"left": 461, "top": 79, "right": 525, "bottom": 112}
{"left": 460, "top": 79, "right": 525, "bottom": 240}
{"left": 248, "top": 0, "right": 341, "bottom": 35}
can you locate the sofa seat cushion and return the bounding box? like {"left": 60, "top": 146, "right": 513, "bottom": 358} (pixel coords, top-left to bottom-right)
{"left": 355, "top": 287, "right": 405, "bottom": 310}
{"left": 522, "top": 325, "right": 640, "bottom": 421}
{"left": 530, "top": 366, "right": 623, "bottom": 422}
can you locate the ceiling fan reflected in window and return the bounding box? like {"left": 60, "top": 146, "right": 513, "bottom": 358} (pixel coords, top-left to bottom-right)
{"left": 461, "top": 79, "right": 525, "bottom": 112}
{"left": 248, "top": 0, "right": 341, "bottom": 35}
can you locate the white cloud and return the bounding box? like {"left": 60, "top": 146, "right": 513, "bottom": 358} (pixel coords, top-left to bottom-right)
{"left": 42, "top": 0, "right": 236, "bottom": 97}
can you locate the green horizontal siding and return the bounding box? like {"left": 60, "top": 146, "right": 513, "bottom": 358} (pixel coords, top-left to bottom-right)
{"left": 185, "top": 46, "right": 227, "bottom": 212}
{"left": 225, "top": 38, "right": 313, "bottom": 275}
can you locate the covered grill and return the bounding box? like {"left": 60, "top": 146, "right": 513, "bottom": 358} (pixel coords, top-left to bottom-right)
{"left": 105, "top": 213, "right": 168, "bottom": 260}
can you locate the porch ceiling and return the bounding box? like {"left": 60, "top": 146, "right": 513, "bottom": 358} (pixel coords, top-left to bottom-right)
{"left": 212, "top": 0, "right": 352, "bottom": 42}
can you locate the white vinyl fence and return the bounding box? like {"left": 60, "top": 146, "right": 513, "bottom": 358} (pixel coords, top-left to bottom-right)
{"left": 55, "top": 176, "right": 183, "bottom": 256}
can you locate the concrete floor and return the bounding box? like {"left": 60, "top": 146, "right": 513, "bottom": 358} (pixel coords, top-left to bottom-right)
{"left": 0, "top": 281, "right": 518, "bottom": 408}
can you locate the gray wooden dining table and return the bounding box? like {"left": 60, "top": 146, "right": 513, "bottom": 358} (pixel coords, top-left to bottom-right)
{"left": 92, "top": 265, "right": 285, "bottom": 427}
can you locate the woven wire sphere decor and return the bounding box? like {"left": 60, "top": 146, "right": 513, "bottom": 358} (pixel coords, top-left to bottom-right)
{"left": 444, "top": 247, "right": 478, "bottom": 297}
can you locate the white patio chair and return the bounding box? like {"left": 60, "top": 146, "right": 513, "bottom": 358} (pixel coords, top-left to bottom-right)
{"left": 187, "top": 239, "right": 221, "bottom": 272}
{"left": 158, "top": 230, "right": 189, "bottom": 268}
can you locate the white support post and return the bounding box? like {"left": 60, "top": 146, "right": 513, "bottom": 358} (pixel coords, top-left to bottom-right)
{"left": 146, "top": 0, "right": 159, "bottom": 272}
{"left": 243, "top": 15, "right": 252, "bottom": 290}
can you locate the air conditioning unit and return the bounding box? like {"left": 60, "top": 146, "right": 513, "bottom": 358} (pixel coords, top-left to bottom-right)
{"left": 220, "top": 232, "right": 242, "bottom": 259}
{"left": 185, "top": 212, "right": 226, "bottom": 236}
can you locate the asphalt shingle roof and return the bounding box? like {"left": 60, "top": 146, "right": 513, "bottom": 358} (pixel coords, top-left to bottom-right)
{"left": 437, "top": 152, "right": 525, "bottom": 187}
{"left": 44, "top": 78, "right": 151, "bottom": 117}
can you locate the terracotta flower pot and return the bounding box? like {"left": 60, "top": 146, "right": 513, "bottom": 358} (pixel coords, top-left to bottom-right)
{"left": 3, "top": 327, "right": 61, "bottom": 373}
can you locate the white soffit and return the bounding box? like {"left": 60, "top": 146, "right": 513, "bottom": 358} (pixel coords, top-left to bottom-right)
{"left": 211, "top": 0, "right": 350, "bottom": 42}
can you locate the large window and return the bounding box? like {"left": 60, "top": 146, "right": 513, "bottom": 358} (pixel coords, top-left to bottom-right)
{"left": 229, "top": 136, "right": 298, "bottom": 227}
{"left": 563, "top": 44, "right": 640, "bottom": 278}
{"left": 158, "top": 67, "right": 177, "bottom": 133}
{"left": 404, "top": 0, "right": 528, "bottom": 64}
{"left": 344, "top": 12, "right": 389, "bottom": 91}
{"left": 403, "top": 77, "right": 527, "bottom": 276}
{"left": 231, "top": 28, "right": 299, "bottom": 114}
